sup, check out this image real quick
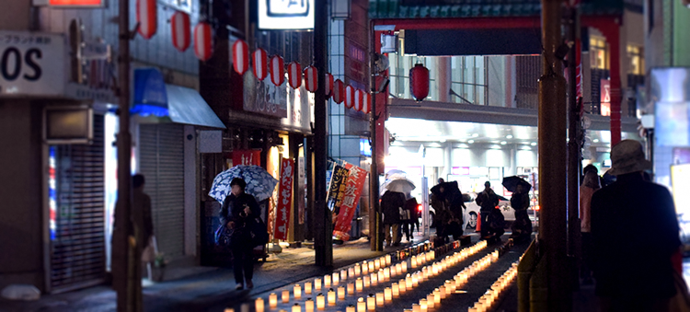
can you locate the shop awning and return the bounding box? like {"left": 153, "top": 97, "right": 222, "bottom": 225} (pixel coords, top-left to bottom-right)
{"left": 131, "top": 68, "right": 226, "bottom": 129}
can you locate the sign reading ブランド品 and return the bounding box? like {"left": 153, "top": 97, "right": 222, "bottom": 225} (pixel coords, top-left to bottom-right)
{"left": 0, "top": 31, "right": 65, "bottom": 97}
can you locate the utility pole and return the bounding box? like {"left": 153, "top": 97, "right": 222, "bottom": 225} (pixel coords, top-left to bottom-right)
{"left": 566, "top": 5, "right": 582, "bottom": 288}
{"left": 539, "top": 0, "right": 570, "bottom": 310}
{"left": 313, "top": 0, "right": 333, "bottom": 267}
{"left": 369, "top": 22, "right": 383, "bottom": 252}
{"left": 113, "top": 0, "right": 140, "bottom": 310}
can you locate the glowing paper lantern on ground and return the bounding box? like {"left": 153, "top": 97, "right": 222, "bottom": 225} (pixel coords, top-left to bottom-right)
{"left": 232, "top": 40, "right": 249, "bottom": 75}
{"left": 171, "top": 11, "right": 190, "bottom": 51}
{"left": 136, "top": 0, "right": 157, "bottom": 39}
{"left": 304, "top": 66, "right": 318, "bottom": 92}
{"left": 252, "top": 48, "right": 268, "bottom": 80}
{"left": 270, "top": 56, "right": 285, "bottom": 86}
{"left": 194, "top": 22, "right": 213, "bottom": 61}
{"left": 288, "top": 62, "right": 302, "bottom": 89}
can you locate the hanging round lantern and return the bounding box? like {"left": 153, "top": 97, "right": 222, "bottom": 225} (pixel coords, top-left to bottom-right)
{"left": 232, "top": 40, "right": 249, "bottom": 75}
{"left": 288, "top": 62, "right": 302, "bottom": 89}
{"left": 410, "top": 63, "right": 430, "bottom": 101}
{"left": 136, "top": 0, "right": 157, "bottom": 39}
{"left": 270, "top": 55, "right": 285, "bottom": 86}
{"left": 344, "top": 85, "right": 355, "bottom": 109}
{"left": 252, "top": 48, "right": 268, "bottom": 80}
{"left": 325, "top": 73, "right": 334, "bottom": 97}
{"left": 171, "top": 11, "right": 190, "bottom": 51}
{"left": 333, "top": 79, "right": 344, "bottom": 104}
{"left": 354, "top": 89, "right": 364, "bottom": 112}
{"left": 194, "top": 22, "right": 213, "bottom": 61}
{"left": 362, "top": 92, "right": 372, "bottom": 114}
{"left": 304, "top": 66, "right": 318, "bottom": 93}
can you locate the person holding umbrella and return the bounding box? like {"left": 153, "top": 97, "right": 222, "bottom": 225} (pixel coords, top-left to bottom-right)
{"left": 381, "top": 190, "right": 406, "bottom": 247}
{"left": 476, "top": 181, "right": 501, "bottom": 241}
{"left": 509, "top": 182, "right": 532, "bottom": 242}
{"left": 220, "top": 178, "right": 261, "bottom": 290}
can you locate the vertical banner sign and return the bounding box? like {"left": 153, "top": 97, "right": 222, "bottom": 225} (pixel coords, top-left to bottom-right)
{"left": 333, "top": 164, "right": 368, "bottom": 241}
{"left": 298, "top": 155, "right": 306, "bottom": 224}
{"left": 326, "top": 165, "right": 350, "bottom": 214}
{"left": 274, "top": 158, "right": 294, "bottom": 241}
{"left": 232, "top": 150, "right": 261, "bottom": 166}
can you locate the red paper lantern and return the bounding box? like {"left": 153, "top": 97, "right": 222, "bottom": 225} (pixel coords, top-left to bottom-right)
{"left": 344, "top": 85, "right": 355, "bottom": 109}
{"left": 252, "top": 48, "right": 268, "bottom": 80}
{"left": 410, "top": 63, "right": 430, "bottom": 101}
{"left": 194, "top": 22, "right": 213, "bottom": 61}
{"left": 333, "top": 79, "right": 344, "bottom": 104}
{"left": 304, "top": 66, "right": 318, "bottom": 92}
{"left": 288, "top": 62, "right": 302, "bottom": 89}
{"left": 171, "top": 11, "right": 190, "bottom": 51}
{"left": 362, "top": 92, "right": 372, "bottom": 114}
{"left": 136, "top": 0, "right": 157, "bottom": 39}
{"left": 325, "top": 73, "right": 334, "bottom": 97}
{"left": 270, "top": 55, "right": 285, "bottom": 86}
{"left": 232, "top": 40, "right": 249, "bottom": 75}
{"left": 354, "top": 89, "right": 364, "bottom": 111}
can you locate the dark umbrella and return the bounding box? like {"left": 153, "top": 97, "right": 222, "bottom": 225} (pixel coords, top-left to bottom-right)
{"left": 502, "top": 176, "right": 532, "bottom": 193}
{"left": 430, "top": 181, "right": 461, "bottom": 197}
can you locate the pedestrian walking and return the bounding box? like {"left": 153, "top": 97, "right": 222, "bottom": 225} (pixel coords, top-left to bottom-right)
{"left": 579, "top": 164, "right": 600, "bottom": 284}
{"left": 381, "top": 190, "right": 405, "bottom": 247}
{"left": 591, "top": 140, "right": 682, "bottom": 312}
{"left": 509, "top": 183, "right": 532, "bottom": 243}
{"left": 402, "top": 196, "right": 418, "bottom": 242}
{"left": 220, "top": 178, "right": 261, "bottom": 290}
{"left": 131, "top": 174, "right": 155, "bottom": 281}
{"left": 476, "top": 181, "right": 503, "bottom": 242}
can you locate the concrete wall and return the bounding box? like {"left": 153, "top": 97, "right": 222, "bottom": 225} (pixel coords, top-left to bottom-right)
{"left": 0, "top": 100, "right": 45, "bottom": 291}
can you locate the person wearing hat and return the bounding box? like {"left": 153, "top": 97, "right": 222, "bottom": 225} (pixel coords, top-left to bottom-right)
{"left": 591, "top": 140, "right": 681, "bottom": 311}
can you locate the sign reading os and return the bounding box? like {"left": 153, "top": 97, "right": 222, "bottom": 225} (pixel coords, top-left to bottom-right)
{"left": 0, "top": 31, "right": 64, "bottom": 96}
{"left": 258, "top": 0, "right": 315, "bottom": 30}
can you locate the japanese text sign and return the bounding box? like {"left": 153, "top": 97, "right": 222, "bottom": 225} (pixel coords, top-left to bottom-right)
{"left": 333, "top": 163, "right": 367, "bottom": 241}
{"left": 327, "top": 165, "right": 349, "bottom": 214}
{"left": 233, "top": 150, "right": 261, "bottom": 166}
{"left": 274, "top": 158, "right": 294, "bottom": 241}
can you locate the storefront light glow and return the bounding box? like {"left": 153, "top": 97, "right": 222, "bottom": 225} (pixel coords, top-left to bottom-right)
{"left": 48, "top": 146, "right": 57, "bottom": 241}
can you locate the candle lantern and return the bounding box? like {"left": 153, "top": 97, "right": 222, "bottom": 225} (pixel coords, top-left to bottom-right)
{"left": 255, "top": 298, "right": 265, "bottom": 312}
{"left": 419, "top": 299, "right": 428, "bottom": 312}
{"left": 241, "top": 303, "right": 250, "bottom": 312}
{"left": 386, "top": 254, "right": 392, "bottom": 266}
{"left": 406, "top": 275, "right": 413, "bottom": 289}
{"left": 402, "top": 261, "right": 408, "bottom": 272}
{"left": 305, "top": 282, "right": 313, "bottom": 295}
{"left": 355, "top": 264, "right": 362, "bottom": 276}
{"left": 357, "top": 298, "right": 366, "bottom": 312}
{"left": 439, "top": 286, "right": 447, "bottom": 299}
{"left": 305, "top": 298, "right": 314, "bottom": 312}
{"left": 349, "top": 268, "right": 355, "bottom": 278}
{"left": 368, "top": 261, "right": 375, "bottom": 273}
{"left": 376, "top": 292, "right": 384, "bottom": 307}
{"left": 367, "top": 294, "right": 376, "bottom": 311}
{"left": 383, "top": 268, "right": 390, "bottom": 280}
{"left": 426, "top": 293, "right": 435, "bottom": 309}
{"left": 316, "top": 293, "right": 325, "bottom": 310}
{"left": 269, "top": 293, "right": 278, "bottom": 308}
{"left": 371, "top": 273, "right": 378, "bottom": 286}
{"left": 327, "top": 288, "right": 336, "bottom": 306}
{"left": 342, "top": 270, "right": 348, "bottom": 281}
{"left": 411, "top": 256, "right": 417, "bottom": 269}
{"left": 355, "top": 278, "right": 363, "bottom": 292}
{"left": 399, "top": 279, "right": 407, "bottom": 293}
{"left": 363, "top": 275, "right": 370, "bottom": 288}
{"left": 374, "top": 259, "right": 381, "bottom": 270}
{"left": 282, "top": 289, "right": 290, "bottom": 303}
{"left": 433, "top": 290, "right": 441, "bottom": 304}
{"left": 324, "top": 275, "right": 332, "bottom": 288}
{"left": 292, "top": 303, "right": 301, "bottom": 312}
{"left": 315, "top": 278, "right": 322, "bottom": 291}
{"left": 347, "top": 305, "right": 356, "bottom": 312}
{"left": 392, "top": 283, "right": 400, "bottom": 298}
{"left": 338, "top": 286, "right": 346, "bottom": 300}
{"left": 384, "top": 287, "right": 392, "bottom": 302}
{"left": 333, "top": 273, "right": 340, "bottom": 286}
{"left": 412, "top": 304, "right": 421, "bottom": 312}
{"left": 294, "top": 284, "right": 302, "bottom": 299}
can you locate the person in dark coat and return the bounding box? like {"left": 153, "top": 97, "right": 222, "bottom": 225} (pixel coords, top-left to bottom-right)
{"left": 591, "top": 140, "right": 681, "bottom": 312}
{"left": 381, "top": 191, "right": 406, "bottom": 247}
{"left": 476, "top": 181, "right": 501, "bottom": 240}
{"left": 509, "top": 183, "right": 532, "bottom": 243}
{"left": 220, "top": 178, "right": 261, "bottom": 290}
{"left": 402, "top": 196, "right": 419, "bottom": 242}
{"left": 431, "top": 181, "right": 465, "bottom": 242}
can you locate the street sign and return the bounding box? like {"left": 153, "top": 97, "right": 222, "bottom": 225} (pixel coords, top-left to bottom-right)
{"left": 0, "top": 31, "right": 65, "bottom": 97}
{"left": 258, "top": 0, "right": 315, "bottom": 30}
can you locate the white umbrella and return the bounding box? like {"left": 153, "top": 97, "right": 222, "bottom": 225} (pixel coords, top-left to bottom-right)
{"left": 383, "top": 179, "right": 416, "bottom": 194}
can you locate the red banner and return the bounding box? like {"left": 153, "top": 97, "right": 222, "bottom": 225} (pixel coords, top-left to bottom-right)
{"left": 333, "top": 164, "right": 368, "bottom": 241}
{"left": 274, "top": 158, "right": 294, "bottom": 241}
{"left": 232, "top": 150, "right": 261, "bottom": 166}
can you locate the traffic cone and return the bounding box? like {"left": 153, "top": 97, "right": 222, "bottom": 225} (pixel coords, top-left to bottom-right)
{"left": 476, "top": 212, "right": 481, "bottom": 233}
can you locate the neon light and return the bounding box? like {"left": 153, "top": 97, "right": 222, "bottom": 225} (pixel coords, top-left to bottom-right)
{"left": 49, "top": 147, "right": 57, "bottom": 241}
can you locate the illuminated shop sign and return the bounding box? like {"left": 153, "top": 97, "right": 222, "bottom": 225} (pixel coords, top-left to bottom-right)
{"left": 258, "top": 0, "right": 315, "bottom": 30}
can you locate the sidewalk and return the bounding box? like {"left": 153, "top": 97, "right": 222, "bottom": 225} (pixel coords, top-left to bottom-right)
{"left": 0, "top": 235, "right": 429, "bottom": 312}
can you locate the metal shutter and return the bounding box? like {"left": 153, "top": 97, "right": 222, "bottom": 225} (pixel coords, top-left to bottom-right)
{"left": 50, "top": 115, "right": 105, "bottom": 293}
{"left": 139, "top": 124, "right": 185, "bottom": 259}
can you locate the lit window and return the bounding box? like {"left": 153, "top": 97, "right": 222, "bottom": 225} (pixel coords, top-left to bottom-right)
{"left": 590, "top": 37, "right": 609, "bottom": 70}
{"left": 627, "top": 45, "right": 645, "bottom": 75}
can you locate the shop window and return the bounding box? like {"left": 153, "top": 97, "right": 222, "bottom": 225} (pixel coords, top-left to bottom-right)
{"left": 627, "top": 45, "right": 645, "bottom": 75}
{"left": 590, "top": 37, "right": 609, "bottom": 70}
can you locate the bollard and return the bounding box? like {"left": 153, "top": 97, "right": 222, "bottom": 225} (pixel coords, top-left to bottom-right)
{"left": 518, "top": 240, "right": 538, "bottom": 312}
